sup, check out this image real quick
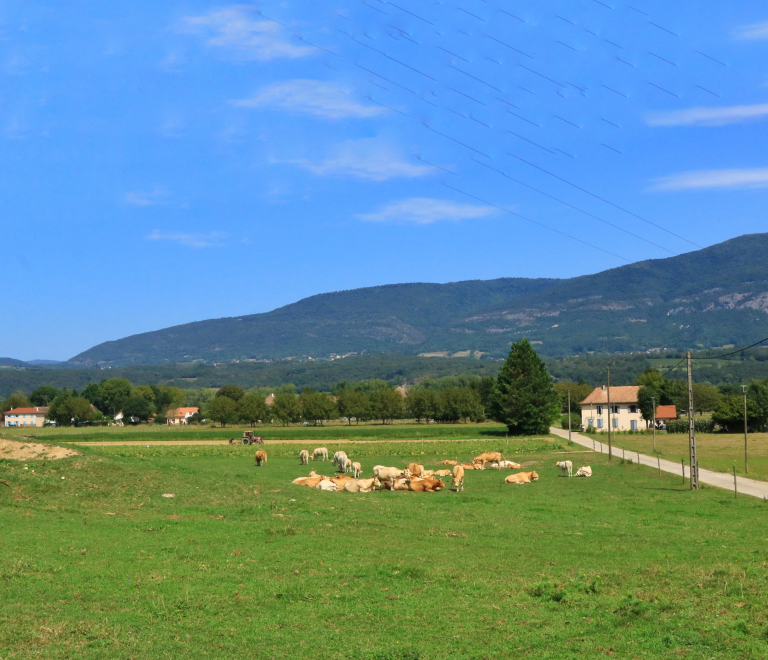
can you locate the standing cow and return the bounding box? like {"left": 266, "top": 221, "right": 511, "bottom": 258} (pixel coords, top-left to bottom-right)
{"left": 299, "top": 450, "right": 310, "bottom": 465}
{"left": 556, "top": 460, "right": 573, "bottom": 477}
{"left": 255, "top": 450, "right": 268, "bottom": 466}
{"left": 313, "top": 447, "right": 329, "bottom": 461}
{"left": 452, "top": 464, "right": 465, "bottom": 492}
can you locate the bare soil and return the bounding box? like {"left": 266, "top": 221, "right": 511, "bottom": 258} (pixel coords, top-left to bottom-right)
{"left": 0, "top": 437, "right": 80, "bottom": 461}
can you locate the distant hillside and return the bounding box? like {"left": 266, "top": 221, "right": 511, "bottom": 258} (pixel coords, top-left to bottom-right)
{"left": 69, "top": 233, "right": 768, "bottom": 367}
{"left": 0, "top": 357, "right": 30, "bottom": 368}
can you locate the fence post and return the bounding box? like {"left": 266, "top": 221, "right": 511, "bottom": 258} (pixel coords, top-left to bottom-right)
{"left": 637, "top": 450, "right": 640, "bottom": 466}
{"left": 657, "top": 455, "right": 661, "bottom": 475}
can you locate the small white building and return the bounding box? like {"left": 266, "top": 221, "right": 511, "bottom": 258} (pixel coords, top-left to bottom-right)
{"left": 3, "top": 407, "right": 48, "bottom": 427}
{"left": 580, "top": 386, "right": 643, "bottom": 431}
{"left": 166, "top": 407, "right": 199, "bottom": 425}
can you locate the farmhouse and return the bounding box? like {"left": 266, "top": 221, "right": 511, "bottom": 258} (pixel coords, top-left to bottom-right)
{"left": 655, "top": 405, "right": 677, "bottom": 427}
{"left": 580, "top": 386, "right": 643, "bottom": 431}
{"left": 3, "top": 407, "right": 48, "bottom": 427}
{"left": 166, "top": 407, "right": 199, "bottom": 425}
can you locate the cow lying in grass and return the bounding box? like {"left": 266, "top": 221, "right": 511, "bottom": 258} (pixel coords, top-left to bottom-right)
{"left": 504, "top": 471, "right": 539, "bottom": 484}
{"left": 344, "top": 478, "right": 377, "bottom": 493}
{"left": 493, "top": 460, "right": 521, "bottom": 469}
{"left": 575, "top": 466, "right": 592, "bottom": 477}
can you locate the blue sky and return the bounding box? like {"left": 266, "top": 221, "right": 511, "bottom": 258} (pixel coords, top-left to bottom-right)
{"left": 2, "top": 0, "right": 768, "bottom": 360}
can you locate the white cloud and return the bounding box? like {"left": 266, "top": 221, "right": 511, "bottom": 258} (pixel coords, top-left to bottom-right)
{"left": 145, "top": 230, "right": 228, "bottom": 248}
{"left": 289, "top": 139, "right": 431, "bottom": 181}
{"left": 735, "top": 21, "right": 768, "bottom": 40}
{"left": 647, "top": 104, "right": 768, "bottom": 127}
{"left": 123, "top": 189, "right": 169, "bottom": 206}
{"left": 233, "top": 79, "right": 384, "bottom": 119}
{"left": 358, "top": 198, "right": 497, "bottom": 224}
{"left": 652, "top": 168, "right": 768, "bottom": 191}
{"left": 178, "top": 6, "right": 312, "bottom": 60}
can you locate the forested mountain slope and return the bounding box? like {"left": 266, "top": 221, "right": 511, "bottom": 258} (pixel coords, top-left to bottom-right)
{"left": 69, "top": 234, "right": 768, "bottom": 366}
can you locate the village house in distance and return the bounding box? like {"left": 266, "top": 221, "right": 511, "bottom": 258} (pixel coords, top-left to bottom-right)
{"left": 3, "top": 407, "right": 49, "bottom": 427}
{"left": 580, "top": 385, "right": 643, "bottom": 431}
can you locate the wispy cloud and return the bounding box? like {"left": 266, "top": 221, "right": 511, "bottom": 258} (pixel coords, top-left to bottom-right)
{"left": 735, "top": 21, "right": 768, "bottom": 40}
{"left": 358, "top": 198, "right": 497, "bottom": 224}
{"left": 647, "top": 104, "right": 768, "bottom": 127}
{"left": 233, "top": 79, "right": 384, "bottom": 119}
{"left": 178, "top": 6, "right": 312, "bottom": 61}
{"left": 145, "top": 229, "right": 228, "bottom": 248}
{"left": 652, "top": 168, "right": 768, "bottom": 191}
{"left": 289, "top": 139, "right": 431, "bottom": 181}
{"left": 123, "top": 189, "right": 170, "bottom": 206}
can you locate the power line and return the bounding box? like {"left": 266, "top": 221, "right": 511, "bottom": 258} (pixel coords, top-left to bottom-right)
{"left": 693, "top": 337, "right": 768, "bottom": 360}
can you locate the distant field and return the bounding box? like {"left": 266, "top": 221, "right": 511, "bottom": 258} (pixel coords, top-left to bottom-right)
{"left": 585, "top": 431, "right": 768, "bottom": 481}
{"left": 1, "top": 421, "right": 511, "bottom": 445}
{"left": 3, "top": 438, "right": 768, "bottom": 658}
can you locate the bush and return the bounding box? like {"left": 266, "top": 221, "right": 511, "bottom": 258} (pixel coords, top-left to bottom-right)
{"left": 560, "top": 412, "right": 581, "bottom": 430}
{"left": 665, "top": 418, "right": 715, "bottom": 433}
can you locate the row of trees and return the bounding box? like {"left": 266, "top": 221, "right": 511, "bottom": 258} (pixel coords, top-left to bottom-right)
{"left": 202, "top": 339, "right": 561, "bottom": 434}
{"left": 1, "top": 380, "right": 188, "bottom": 427}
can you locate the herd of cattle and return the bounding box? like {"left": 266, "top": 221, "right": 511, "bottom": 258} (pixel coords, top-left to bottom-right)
{"left": 253, "top": 447, "right": 592, "bottom": 493}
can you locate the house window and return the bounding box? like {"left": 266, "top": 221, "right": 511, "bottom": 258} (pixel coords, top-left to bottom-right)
{"left": 629, "top": 405, "right": 638, "bottom": 414}
{"left": 613, "top": 418, "right": 619, "bottom": 428}
{"left": 611, "top": 405, "right": 620, "bottom": 414}
{"left": 631, "top": 420, "right": 638, "bottom": 431}
{"left": 597, "top": 419, "right": 603, "bottom": 428}
{"left": 596, "top": 406, "right": 603, "bottom": 415}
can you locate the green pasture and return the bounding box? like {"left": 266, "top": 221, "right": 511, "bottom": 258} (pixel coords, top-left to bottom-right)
{"left": 3, "top": 438, "right": 768, "bottom": 659}
{"left": 1, "top": 421, "right": 510, "bottom": 444}
{"left": 587, "top": 431, "right": 768, "bottom": 482}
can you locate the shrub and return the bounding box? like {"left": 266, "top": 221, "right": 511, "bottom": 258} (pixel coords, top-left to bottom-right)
{"left": 666, "top": 419, "right": 715, "bottom": 433}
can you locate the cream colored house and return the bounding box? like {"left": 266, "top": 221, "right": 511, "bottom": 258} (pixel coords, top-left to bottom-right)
{"left": 580, "top": 386, "right": 643, "bottom": 431}
{"left": 3, "top": 407, "right": 48, "bottom": 427}
{"left": 166, "top": 407, "right": 199, "bottom": 425}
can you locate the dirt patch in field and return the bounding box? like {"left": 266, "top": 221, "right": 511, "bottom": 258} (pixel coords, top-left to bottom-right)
{"left": 0, "top": 438, "right": 80, "bottom": 461}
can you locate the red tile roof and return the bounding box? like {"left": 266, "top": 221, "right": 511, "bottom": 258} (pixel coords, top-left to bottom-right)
{"left": 580, "top": 386, "right": 640, "bottom": 405}
{"left": 2, "top": 407, "right": 48, "bottom": 415}
{"left": 655, "top": 405, "right": 677, "bottom": 420}
{"left": 167, "top": 407, "right": 199, "bottom": 418}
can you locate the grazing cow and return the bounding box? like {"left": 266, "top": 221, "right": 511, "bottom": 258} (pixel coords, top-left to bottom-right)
{"left": 316, "top": 479, "right": 338, "bottom": 491}
{"left": 440, "top": 460, "right": 457, "bottom": 466}
{"left": 452, "top": 465, "right": 465, "bottom": 492}
{"left": 344, "top": 478, "right": 376, "bottom": 493}
{"left": 293, "top": 476, "right": 324, "bottom": 488}
{"left": 474, "top": 452, "right": 503, "bottom": 468}
{"left": 372, "top": 465, "right": 407, "bottom": 490}
{"left": 504, "top": 471, "right": 539, "bottom": 484}
{"left": 334, "top": 451, "right": 349, "bottom": 470}
{"left": 556, "top": 460, "right": 573, "bottom": 477}
{"left": 496, "top": 460, "right": 521, "bottom": 469}
{"left": 409, "top": 477, "right": 445, "bottom": 492}
{"left": 407, "top": 463, "right": 424, "bottom": 477}
{"left": 340, "top": 456, "right": 352, "bottom": 474}
{"left": 255, "top": 450, "right": 267, "bottom": 466}
{"left": 435, "top": 469, "right": 452, "bottom": 477}
{"left": 352, "top": 462, "right": 362, "bottom": 478}
{"left": 575, "top": 466, "right": 592, "bottom": 477}
{"left": 313, "top": 447, "right": 329, "bottom": 461}
{"left": 299, "top": 450, "right": 310, "bottom": 465}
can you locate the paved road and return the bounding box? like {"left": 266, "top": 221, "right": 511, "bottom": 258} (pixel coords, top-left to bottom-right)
{"left": 550, "top": 427, "right": 768, "bottom": 499}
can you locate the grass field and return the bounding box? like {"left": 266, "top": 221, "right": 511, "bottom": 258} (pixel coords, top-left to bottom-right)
{"left": 583, "top": 432, "right": 768, "bottom": 481}
{"left": 0, "top": 421, "right": 511, "bottom": 445}
{"left": 3, "top": 436, "right": 768, "bottom": 659}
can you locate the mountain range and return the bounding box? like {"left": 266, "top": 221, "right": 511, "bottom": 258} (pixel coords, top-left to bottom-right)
{"left": 66, "top": 233, "right": 768, "bottom": 367}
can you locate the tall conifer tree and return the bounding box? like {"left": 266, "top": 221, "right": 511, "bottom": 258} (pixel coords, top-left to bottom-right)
{"left": 489, "top": 338, "right": 561, "bottom": 435}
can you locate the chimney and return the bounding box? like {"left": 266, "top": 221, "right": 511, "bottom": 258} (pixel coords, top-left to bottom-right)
{"left": 601, "top": 385, "right": 606, "bottom": 392}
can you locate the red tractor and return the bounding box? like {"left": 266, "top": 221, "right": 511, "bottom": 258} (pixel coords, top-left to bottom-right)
{"left": 231, "top": 431, "right": 263, "bottom": 445}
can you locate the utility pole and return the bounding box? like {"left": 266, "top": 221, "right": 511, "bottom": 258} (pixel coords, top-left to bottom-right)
{"left": 568, "top": 389, "right": 572, "bottom": 443}
{"left": 652, "top": 395, "right": 656, "bottom": 454}
{"left": 607, "top": 368, "right": 612, "bottom": 461}
{"left": 743, "top": 385, "right": 749, "bottom": 474}
{"left": 687, "top": 352, "right": 699, "bottom": 490}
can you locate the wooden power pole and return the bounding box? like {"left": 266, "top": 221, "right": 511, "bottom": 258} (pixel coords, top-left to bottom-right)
{"left": 687, "top": 352, "right": 699, "bottom": 490}
{"left": 743, "top": 385, "right": 749, "bottom": 474}
{"left": 607, "top": 368, "right": 612, "bottom": 461}
{"left": 652, "top": 395, "right": 656, "bottom": 454}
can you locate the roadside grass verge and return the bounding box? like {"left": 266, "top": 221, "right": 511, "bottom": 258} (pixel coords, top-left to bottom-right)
{"left": 582, "top": 431, "right": 768, "bottom": 481}
{"left": 2, "top": 441, "right": 768, "bottom": 658}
